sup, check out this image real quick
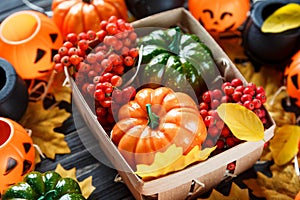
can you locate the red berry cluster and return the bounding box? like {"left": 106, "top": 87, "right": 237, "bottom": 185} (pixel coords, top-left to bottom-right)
{"left": 53, "top": 16, "right": 139, "bottom": 130}
{"left": 199, "top": 78, "right": 267, "bottom": 151}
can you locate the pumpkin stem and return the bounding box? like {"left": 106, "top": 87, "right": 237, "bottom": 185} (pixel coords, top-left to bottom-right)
{"left": 168, "top": 27, "right": 181, "bottom": 55}
{"left": 146, "top": 104, "right": 160, "bottom": 129}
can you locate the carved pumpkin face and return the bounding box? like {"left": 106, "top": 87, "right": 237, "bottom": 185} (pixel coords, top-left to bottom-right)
{"left": 188, "top": 0, "right": 250, "bottom": 33}
{"left": 284, "top": 51, "right": 300, "bottom": 107}
{"left": 0, "top": 117, "right": 35, "bottom": 194}
{"left": 0, "top": 10, "right": 63, "bottom": 79}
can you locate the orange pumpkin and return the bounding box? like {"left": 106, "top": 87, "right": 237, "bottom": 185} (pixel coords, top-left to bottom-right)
{"left": 0, "top": 117, "right": 35, "bottom": 194}
{"left": 284, "top": 50, "right": 300, "bottom": 107}
{"left": 51, "top": 0, "right": 128, "bottom": 38}
{"left": 188, "top": 0, "right": 250, "bottom": 33}
{"left": 111, "top": 87, "right": 207, "bottom": 169}
{"left": 0, "top": 10, "right": 63, "bottom": 80}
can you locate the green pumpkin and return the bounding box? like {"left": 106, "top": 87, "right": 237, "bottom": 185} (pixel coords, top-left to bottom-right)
{"left": 2, "top": 171, "right": 85, "bottom": 200}
{"left": 137, "top": 27, "right": 218, "bottom": 99}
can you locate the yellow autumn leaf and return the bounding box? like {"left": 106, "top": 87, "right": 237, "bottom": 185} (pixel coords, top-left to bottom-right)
{"left": 135, "top": 144, "right": 216, "bottom": 179}
{"left": 262, "top": 3, "right": 300, "bottom": 33}
{"left": 198, "top": 182, "right": 249, "bottom": 200}
{"left": 19, "top": 101, "right": 71, "bottom": 163}
{"left": 55, "top": 163, "right": 96, "bottom": 199}
{"left": 269, "top": 125, "right": 300, "bottom": 166}
{"left": 243, "top": 164, "right": 300, "bottom": 200}
{"left": 217, "top": 103, "right": 264, "bottom": 141}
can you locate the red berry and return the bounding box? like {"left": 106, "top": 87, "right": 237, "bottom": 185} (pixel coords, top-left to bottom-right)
{"left": 216, "top": 120, "right": 225, "bottom": 130}
{"left": 122, "top": 86, "right": 136, "bottom": 101}
{"left": 87, "top": 30, "right": 96, "bottom": 40}
{"left": 255, "top": 86, "right": 265, "bottom": 95}
{"left": 247, "top": 82, "right": 256, "bottom": 91}
{"left": 94, "top": 89, "right": 105, "bottom": 101}
{"left": 70, "top": 54, "right": 81, "bottom": 65}
{"left": 68, "top": 47, "right": 78, "bottom": 56}
{"left": 129, "top": 48, "right": 139, "bottom": 58}
{"left": 216, "top": 139, "right": 225, "bottom": 149}
{"left": 204, "top": 115, "right": 214, "bottom": 127}
{"left": 241, "top": 94, "right": 252, "bottom": 102}
{"left": 222, "top": 82, "right": 232, "bottom": 90}
{"left": 211, "top": 99, "right": 220, "bottom": 109}
{"left": 227, "top": 162, "right": 236, "bottom": 171}
{"left": 78, "top": 32, "right": 88, "bottom": 40}
{"left": 106, "top": 23, "right": 118, "bottom": 35}
{"left": 111, "top": 75, "right": 122, "bottom": 87}
{"left": 221, "top": 95, "right": 231, "bottom": 103}
{"left": 226, "top": 137, "right": 236, "bottom": 147}
{"left": 61, "top": 56, "right": 71, "bottom": 66}
{"left": 199, "top": 102, "right": 209, "bottom": 110}
{"left": 63, "top": 41, "right": 74, "bottom": 49}
{"left": 66, "top": 33, "right": 78, "bottom": 44}
{"left": 244, "top": 100, "right": 255, "bottom": 110}
{"left": 221, "top": 126, "right": 231, "bottom": 138}
{"left": 208, "top": 125, "right": 219, "bottom": 138}
{"left": 78, "top": 39, "right": 89, "bottom": 51}
{"left": 231, "top": 78, "right": 243, "bottom": 87}
{"left": 223, "top": 85, "right": 234, "bottom": 96}
{"left": 212, "top": 89, "right": 223, "bottom": 100}
{"left": 243, "top": 86, "right": 255, "bottom": 96}
{"left": 199, "top": 109, "right": 208, "bottom": 118}
{"left": 58, "top": 46, "right": 69, "bottom": 56}
{"left": 100, "top": 20, "right": 108, "bottom": 30}
{"left": 108, "top": 16, "right": 118, "bottom": 23}
{"left": 256, "top": 93, "right": 267, "bottom": 104}
{"left": 252, "top": 98, "right": 262, "bottom": 109}
{"left": 231, "top": 91, "right": 242, "bottom": 102}
{"left": 53, "top": 54, "right": 61, "bottom": 63}
{"left": 202, "top": 91, "right": 211, "bottom": 103}
{"left": 234, "top": 85, "right": 244, "bottom": 93}
{"left": 123, "top": 56, "right": 134, "bottom": 66}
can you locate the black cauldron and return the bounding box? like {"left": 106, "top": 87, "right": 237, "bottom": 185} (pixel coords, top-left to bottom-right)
{"left": 242, "top": 0, "right": 300, "bottom": 69}
{"left": 125, "top": 0, "right": 185, "bottom": 19}
{"left": 0, "top": 58, "right": 28, "bottom": 121}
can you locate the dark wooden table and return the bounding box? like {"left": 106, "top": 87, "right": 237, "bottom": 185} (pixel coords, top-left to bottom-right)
{"left": 0, "top": 1, "right": 274, "bottom": 199}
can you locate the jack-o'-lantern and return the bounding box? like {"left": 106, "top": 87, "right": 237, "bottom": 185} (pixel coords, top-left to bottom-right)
{"left": 0, "top": 117, "right": 35, "bottom": 194}
{"left": 188, "top": 0, "right": 250, "bottom": 33}
{"left": 284, "top": 51, "right": 300, "bottom": 107}
{"left": 0, "top": 10, "right": 63, "bottom": 80}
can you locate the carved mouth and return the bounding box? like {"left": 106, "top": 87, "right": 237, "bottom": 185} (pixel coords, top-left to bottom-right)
{"left": 38, "top": 69, "right": 50, "bottom": 73}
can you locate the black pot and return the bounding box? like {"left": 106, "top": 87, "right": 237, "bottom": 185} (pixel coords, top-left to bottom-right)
{"left": 0, "top": 58, "right": 28, "bottom": 121}
{"left": 125, "top": 0, "right": 185, "bottom": 19}
{"left": 242, "top": 0, "right": 300, "bottom": 69}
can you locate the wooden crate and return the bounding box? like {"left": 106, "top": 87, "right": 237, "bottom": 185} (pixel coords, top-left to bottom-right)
{"left": 69, "top": 8, "right": 275, "bottom": 200}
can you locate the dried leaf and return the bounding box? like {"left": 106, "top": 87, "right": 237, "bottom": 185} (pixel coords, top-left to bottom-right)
{"left": 243, "top": 164, "right": 300, "bottom": 200}
{"left": 47, "top": 72, "right": 72, "bottom": 103}
{"left": 55, "top": 164, "right": 96, "bottom": 199}
{"left": 135, "top": 144, "right": 216, "bottom": 179}
{"left": 262, "top": 3, "right": 300, "bottom": 33}
{"left": 19, "top": 101, "right": 71, "bottom": 163}
{"left": 198, "top": 182, "right": 249, "bottom": 200}
{"left": 269, "top": 125, "right": 300, "bottom": 166}
{"left": 217, "top": 103, "right": 264, "bottom": 141}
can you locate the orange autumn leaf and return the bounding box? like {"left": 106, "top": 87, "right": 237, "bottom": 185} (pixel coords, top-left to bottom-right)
{"left": 19, "top": 101, "right": 71, "bottom": 163}
{"left": 55, "top": 163, "right": 96, "bottom": 199}
{"left": 243, "top": 164, "right": 300, "bottom": 200}
{"left": 197, "top": 182, "right": 249, "bottom": 200}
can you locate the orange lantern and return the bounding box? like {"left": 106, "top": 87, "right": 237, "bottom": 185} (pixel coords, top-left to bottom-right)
{"left": 188, "top": 0, "right": 250, "bottom": 33}
{"left": 0, "top": 10, "right": 63, "bottom": 80}
{"left": 284, "top": 51, "right": 300, "bottom": 107}
{"left": 0, "top": 117, "right": 35, "bottom": 194}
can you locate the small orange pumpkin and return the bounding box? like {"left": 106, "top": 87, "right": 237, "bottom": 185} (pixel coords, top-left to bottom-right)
{"left": 188, "top": 0, "right": 250, "bottom": 33}
{"left": 111, "top": 87, "right": 207, "bottom": 169}
{"left": 0, "top": 10, "right": 63, "bottom": 79}
{"left": 51, "top": 0, "right": 128, "bottom": 38}
{"left": 0, "top": 117, "right": 35, "bottom": 194}
{"left": 284, "top": 50, "right": 300, "bottom": 107}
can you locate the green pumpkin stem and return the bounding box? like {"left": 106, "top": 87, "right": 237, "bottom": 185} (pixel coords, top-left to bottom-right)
{"left": 146, "top": 104, "right": 160, "bottom": 129}
{"left": 168, "top": 26, "right": 181, "bottom": 55}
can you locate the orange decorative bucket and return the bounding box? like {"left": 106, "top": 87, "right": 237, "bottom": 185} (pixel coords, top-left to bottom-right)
{"left": 0, "top": 10, "right": 63, "bottom": 80}
{"left": 0, "top": 117, "right": 35, "bottom": 194}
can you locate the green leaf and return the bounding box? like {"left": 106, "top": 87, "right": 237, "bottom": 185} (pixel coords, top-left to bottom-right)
{"left": 217, "top": 103, "right": 264, "bottom": 142}
{"left": 261, "top": 3, "right": 300, "bottom": 33}
{"left": 269, "top": 125, "right": 300, "bottom": 166}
